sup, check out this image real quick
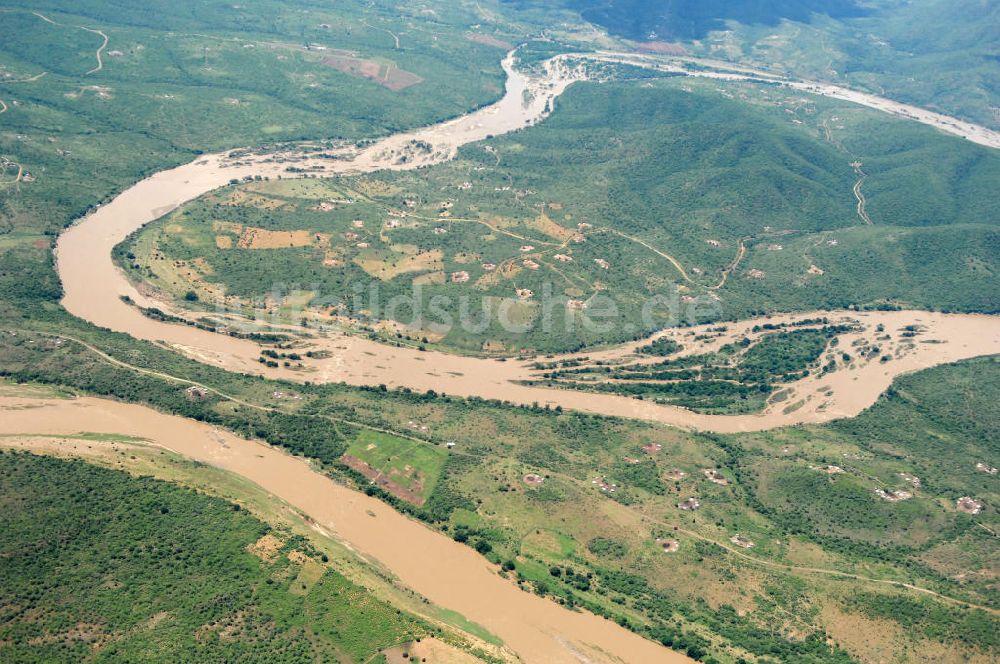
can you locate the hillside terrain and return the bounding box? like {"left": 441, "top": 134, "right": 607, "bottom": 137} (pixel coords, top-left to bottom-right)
{"left": 506, "top": 0, "right": 869, "bottom": 41}
{"left": 1, "top": 320, "right": 997, "bottom": 663}
{"left": 0, "top": 0, "right": 518, "bottom": 305}
{"left": 0, "top": 0, "right": 536, "bottom": 660}
{"left": 124, "top": 73, "right": 1000, "bottom": 354}
{"left": 505, "top": 0, "right": 1000, "bottom": 130}
{"left": 0, "top": 0, "right": 997, "bottom": 663}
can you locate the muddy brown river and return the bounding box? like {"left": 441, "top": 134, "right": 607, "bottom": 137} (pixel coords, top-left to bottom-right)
{"left": 0, "top": 394, "right": 692, "bottom": 664}
{"left": 55, "top": 49, "right": 1000, "bottom": 432}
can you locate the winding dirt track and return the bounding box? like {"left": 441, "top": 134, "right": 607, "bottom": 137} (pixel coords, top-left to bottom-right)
{"left": 0, "top": 394, "right": 693, "bottom": 664}
{"left": 17, "top": 47, "right": 1000, "bottom": 661}
{"left": 54, "top": 49, "right": 1000, "bottom": 433}
{"left": 81, "top": 26, "right": 109, "bottom": 75}
{"left": 11, "top": 327, "right": 999, "bottom": 617}
{"left": 851, "top": 161, "right": 873, "bottom": 225}
{"left": 25, "top": 10, "right": 110, "bottom": 76}
{"left": 11, "top": 322, "right": 1000, "bottom": 619}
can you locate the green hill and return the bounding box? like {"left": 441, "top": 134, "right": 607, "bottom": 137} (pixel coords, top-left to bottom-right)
{"left": 130, "top": 74, "right": 1000, "bottom": 353}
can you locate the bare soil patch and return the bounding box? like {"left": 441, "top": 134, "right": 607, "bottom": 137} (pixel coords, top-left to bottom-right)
{"left": 875, "top": 488, "right": 912, "bottom": 502}
{"left": 529, "top": 212, "right": 575, "bottom": 241}
{"left": 703, "top": 469, "right": 729, "bottom": 486}
{"left": 321, "top": 56, "right": 423, "bottom": 91}
{"left": 677, "top": 497, "right": 700, "bottom": 511}
{"left": 384, "top": 637, "right": 484, "bottom": 663}
{"left": 237, "top": 228, "right": 317, "bottom": 249}
{"left": 466, "top": 33, "right": 514, "bottom": 50}
{"left": 412, "top": 270, "right": 446, "bottom": 286}
{"left": 246, "top": 533, "right": 284, "bottom": 562}
{"left": 956, "top": 496, "right": 983, "bottom": 514}
{"left": 341, "top": 453, "right": 426, "bottom": 506}
{"left": 355, "top": 248, "right": 443, "bottom": 281}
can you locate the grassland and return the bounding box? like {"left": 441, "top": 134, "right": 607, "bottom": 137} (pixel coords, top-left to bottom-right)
{"left": 0, "top": 449, "right": 500, "bottom": 663}
{"left": 126, "top": 74, "right": 1000, "bottom": 354}
{"left": 0, "top": 0, "right": 530, "bottom": 315}
{"left": 696, "top": 0, "right": 1000, "bottom": 131}
{"left": 0, "top": 4, "right": 530, "bottom": 659}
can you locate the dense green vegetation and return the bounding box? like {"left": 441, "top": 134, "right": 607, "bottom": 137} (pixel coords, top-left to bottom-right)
{"left": 130, "top": 75, "right": 1000, "bottom": 353}
{"left": 0, "top": 6, "right": 528, "bottom": 656}
{"left": 851, "top": 592, "right": 999, "bottom": 650}
{"left": 0, "top": 0, "right": 521, "bottom": 310}
{"left": 504, "top": 0, "right": 868, "bottom": 41}
{"left": 0, "top": 450, "right": 450, "bottom": 662}
{"left": 527, "top": 323, "right": 848, "bottom": 412}
{"left": 636, "top": 337, "right": 683, "bottom": 356}
{"left": 0, "top": 0, "right": 508, "bottom": 145}
{"left": 694, "top": 0, "right": 1000, "bottom": 130}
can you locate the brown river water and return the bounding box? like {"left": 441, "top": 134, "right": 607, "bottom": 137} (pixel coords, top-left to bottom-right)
{"left": 54, "top": 49, "right": 1000, "bottom": 432}
{"left": 0, "top": 394, "right": 692, "bottom": 663}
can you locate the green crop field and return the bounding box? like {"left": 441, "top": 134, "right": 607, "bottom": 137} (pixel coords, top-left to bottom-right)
{"left": 343, "top": 430, "right": 448, "bottom": 504}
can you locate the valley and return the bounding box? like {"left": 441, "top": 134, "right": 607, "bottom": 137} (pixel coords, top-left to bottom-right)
{"left": 3, "top": 2, "right": 998, "bottom": 662}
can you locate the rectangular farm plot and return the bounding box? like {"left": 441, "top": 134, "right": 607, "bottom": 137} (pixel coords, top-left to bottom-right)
{"left": 223, "top": 188, "right": 292, "bottom": 210}
{"left": 211, "top": 224, "right": 331, "bottom": 251}
{"left": 321, "top": 55, "right": 423, "bottom": 91}
{"left": 528, "top": 211, "right": 576, "bottom": 242}
{"left": 341, "top": 430, "right": 446, "bottom": 505}
{"left": 244, "top": 178, "right": 347, "bottom": 200}
{"left": 353, "top": 247, "right": 443, "bottom": 280}
{"left": 237, "top": 228, "right": 319, "bottom": 249}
